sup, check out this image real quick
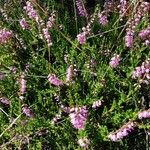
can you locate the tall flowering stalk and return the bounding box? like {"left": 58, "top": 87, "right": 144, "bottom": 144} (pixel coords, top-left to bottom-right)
{"left": 69, "top": 106, "right": 88, "bottom": 130}
{"left": 19, "top": 74, "right": 26, "bottom": 99}
{"left": 42, "top": 28, "right": 53, "bottom": 47}
{"left": 125, "top": 2, "right": 150, "bottom": 47}
{"left": 108, "top": 121, "right": 137, "bottom": 141}
{"left": 118, "top": 0, "right": 128, "bottom": 20}
{"left": 66, "top": 65, "right": 75, "bottom": 84}
{"left": 77, "top": 10, "right": 98, "bottom": 44}
{"left": 76, "top": 0, "right": 87, "bottom": 17}
{"left": 24, "top": 1, "right": 39, "bottom": 23}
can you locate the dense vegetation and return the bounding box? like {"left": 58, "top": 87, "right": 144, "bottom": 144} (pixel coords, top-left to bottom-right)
{"left": 0, "top": 0, "right": 150, "bottom": 149}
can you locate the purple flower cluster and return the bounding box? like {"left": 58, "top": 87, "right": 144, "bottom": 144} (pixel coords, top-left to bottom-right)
{"left": 19, "top": 18, "right": 29, "bottom": 30}
{"left": 24, "top": 1, "right": 39, "bottom": 23}
{"left": 66, "top": 65, "right": 74, "bottom": 84}
{"left": 0, "top": 97, "right": 10, "bottom": 105}
{"left": 78, "top": 137, "right": 90, "bottom": 148}
{"left": 77, "top": 24, "right": 91, "bottom": 44}
{"left": 77, "top": 32, "right": 87, "bottom": 44}
{"left": 138, "top": 109, "right": 150, "bottom": 119}
{"left": 42, "top": 28, "right": 52, "bottom": 47}
{"left": 108, "top": 121, "right": 137, "bottom": 141}
{"left": 98, "top": 13, "right": 108, "bottom": 26}
{"left": 22, "top": 105, "right": 34, "bottom": 117}
{"left": 69, "top": 106, "right": 88, "bottom": 130}
{"left": 109, "top": 55, "right": 121, "bottom": 68}
{"left": 139, "top": 27, "right": 150, "bottom": 40}
{"left": 92, "top": 100, "right": 102, "bottom": 109}
{"left": 48, "top": 74, "right": 63, "bottom": 86}
{"left": 0, "top": 28, "right": 12, "bottom": 44}
{"left": 47, "top": 11, "right": 56, "bottom": 29}
{"left": 132, "top": 60, "right": 150, "bottom": 84}
{"left": 118, "top": 0, "right": 128, "bottom": 19}
{"left": 125, "top": 2, "right": 150, "bottom": 48}
{"left": 125, "top": 29, "right": 134, "bottom": 48}
{"left": 139, "top": 27, "right": 150, "bottom": 46}
{"left": 76, "top": 0, "right": 87, "bottom": 17}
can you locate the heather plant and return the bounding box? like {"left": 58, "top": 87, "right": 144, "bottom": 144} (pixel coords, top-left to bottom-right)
{"left": 0, "top": 0, "right": 150, "bottom": 149}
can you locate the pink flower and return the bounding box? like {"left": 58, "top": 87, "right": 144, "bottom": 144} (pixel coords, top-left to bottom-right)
{"left": 138, "top": 110, "right": 150, "bottom": 119}
{"left": 132, "top": 60, "right": 150, "bottom": 84}
{"left": 24, "top": 1, "right": 39, "bottom": 22}
{"left": 125, "top": 30, "right": 134, "bottom": 48}
{"left": 139, "top": 27, "right": 150, "bottom": 40}
{"left": 0, "top": 97, "right": 10, "bottom": 105}
{"left": 47, "top": 11, "right": 56, "bottom": 29}
{"left": 42, "top": 28, "right": 52, "bottom": 47}
{"left": 0, "top": 28, "right": 12, "bottom": 44}
{"left": 69, "top": 106, "right": 88, "bottom": 130}
{"left": 77, "top": 32, "right": 86, "bottom": 44}
{"left": 19, "top": 74, "right": 26, "bottom": 95}
{"left": 76, "top": 0, "right": 87, "bottom": 17}
{"left": 48, "top": 74, "right": 63, "bottom": 86}
{"left": 66, "top": 65, "right": 75, "bottom": 84}
{"left": 108, "top": 121, "right": 137, "bottom": 141}
{"left": 22, "top": 105, "right": 34, "bottom": 117}
{"left": 19, "top": 18, "right": 29, "bottom": 30}
{"left": 109, "top": 55, "right": 121, "bottom": 68}
{"left": 98, "top": 13, "right": 108, "bottom": 26}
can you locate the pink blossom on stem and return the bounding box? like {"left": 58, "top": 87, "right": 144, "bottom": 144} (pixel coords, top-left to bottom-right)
{"left": 48, "top": 74, "right": 63, "bottom": 86}
{"left": 69, "top": 106, "right": 88, "bottom": 130}
{"left": 132, "top": 60, "right": 150, "bottom": 84}
{"left": 22, "top": 105, "right": 34, "bottom": 117}
{"left": 47, "top": 11, "right": 56, "bottom": 29}
{"left": 24, "top": 1, "right": 39, "bottom": 23}
{"left": 125, "top": 30, "right": 134, "bottom": 48}
{"left": 138, "top": 109, "right": 150, "bottom": 119}
{"left": 109, "top": 55, "right": 121, "bottom": 68}
{"left": 108, "top": 121, "right": 137, "bottom": 141}
{"left": 0, "top": 97, "right": 10, "bottom": 105}
{"left": 42, "top": 28, "right": 52, "bottom": 47}
{"left": 19, "top": 18, "right": 29, "bottom": 30}
{"left": 0, "top": 28, "right": 12, "bottom": 44}
{"left": 139, "top": 27, "right": 150, "bottom": 40}
{"left": 98, "top": 13, "right": 108, "bottom": 26}
{"left": 76, "top": 0, "right": 87, "bottom": 17}
{"left": 66, "top": 65, "right": 74, "bottom": 84}
{"left": 19, "top": 74, "right": 26, "bottom": 95}
{"left": 77, "top": 32, "right": 86, "bottom": 44}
